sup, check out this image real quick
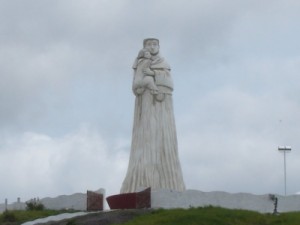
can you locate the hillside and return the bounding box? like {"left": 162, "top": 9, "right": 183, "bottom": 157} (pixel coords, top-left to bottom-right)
{"left": 18, "top": 207, "right": 300, "bottom": 225}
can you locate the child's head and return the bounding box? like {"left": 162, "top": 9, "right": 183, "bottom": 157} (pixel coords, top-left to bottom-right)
{"left": 137, "top": 48, "right": 151, "bottom": 59}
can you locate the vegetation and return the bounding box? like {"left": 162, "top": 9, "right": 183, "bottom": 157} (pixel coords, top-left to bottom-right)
{"left": 25, "top": 198, "right": 45, "bottom": 211}
{"left": 118, "top": 206, "right": 300, "bottom": 225}
{"left": 1, "top": 206, "right": 300, "bottom": 225}
{"left": 0, "top": 209, "right": 77, "bottom": 225}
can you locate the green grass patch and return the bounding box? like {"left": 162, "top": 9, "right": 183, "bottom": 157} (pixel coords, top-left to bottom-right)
{"left": 118, "top": 206, "right": 300, "bottom": 225}
{"left": 0, "top": 209, "right": 78, "bottom": 224}
{"left": 2, "top": 207, "right": 300, "bottom": 225}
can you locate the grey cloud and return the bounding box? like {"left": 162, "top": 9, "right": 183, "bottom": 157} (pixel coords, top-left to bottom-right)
{"left": 1, "top": 0, "right": 300, "bottom": 202}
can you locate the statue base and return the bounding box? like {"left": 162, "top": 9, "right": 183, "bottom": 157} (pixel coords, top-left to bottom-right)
{"left": 106, "top": 187, "right": 151, "bottom": 209}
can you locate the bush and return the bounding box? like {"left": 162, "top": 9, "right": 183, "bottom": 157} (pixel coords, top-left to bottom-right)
{"left": 1, "top": 210, "right": 17, "bottom": 222}
{"left": 26, "top": 198, "right": 45, "bottom": 211}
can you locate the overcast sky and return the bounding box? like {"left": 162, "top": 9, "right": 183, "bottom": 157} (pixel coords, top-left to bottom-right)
{"left": 1, "top": 0, "right": 300, "bottom": 203}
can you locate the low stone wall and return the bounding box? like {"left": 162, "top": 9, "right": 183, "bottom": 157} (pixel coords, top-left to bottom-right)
{"left": 0, "top": 201, "right": 26, "bottom": 212}
{"left": 0, "top": 194, "right": 87, "bottom": 213}
{"left": 151, "top": 189, "right": 300, "bottom": 213}
{"left": 41, "top": 193, "right": 87, "bottom": 211}
{"left": 2, "top": 189, "right": 299, "bottom": 213}
{"left": 0, "top": 188, "right": 105, "bottom": 213}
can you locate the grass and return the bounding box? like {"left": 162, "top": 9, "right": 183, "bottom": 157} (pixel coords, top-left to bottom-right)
{"left": 117, "top": 206, "right": 300, "bottom": 225}
{"left": 1, "top": 207, "right": 300, "bottom": 225}
{"left": 0, "top": 209, "right": 78, "bottom": 225}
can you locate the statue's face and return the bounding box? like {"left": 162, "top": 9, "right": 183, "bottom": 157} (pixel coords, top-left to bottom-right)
{"left": 144, "top": 40, "right": 159, "bottom": 55}
{"left": 144, "top": 51, "right": 151, "bottom": 58}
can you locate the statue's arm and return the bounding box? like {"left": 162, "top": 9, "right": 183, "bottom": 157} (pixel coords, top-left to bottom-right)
{"left": 143, "top": 67, "right": 155, "bottom": 76}
{"left": 154, "top": 69, "right": 173, "bottom": 90}
{"left": 153, "top": 68, "right": 170, "bottom": 76}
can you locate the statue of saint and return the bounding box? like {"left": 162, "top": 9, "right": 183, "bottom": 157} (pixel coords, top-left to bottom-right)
{"left": 120, "top": 38, "right": 185, "bottom": 193}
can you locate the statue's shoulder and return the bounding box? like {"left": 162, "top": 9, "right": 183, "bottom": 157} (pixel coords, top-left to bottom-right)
{"left": 151, "top": 57, "right": 170, "bottom": 70}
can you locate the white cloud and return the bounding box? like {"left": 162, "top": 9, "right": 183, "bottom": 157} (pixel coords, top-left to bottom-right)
{"left": 177, "top": 86, "right": 300, "bottom": 195}
{"left": 0, "top": 125, "right": 129, "bottom": 201}
{"left": 1, "top": 0, "right": 300, "bottom": 203}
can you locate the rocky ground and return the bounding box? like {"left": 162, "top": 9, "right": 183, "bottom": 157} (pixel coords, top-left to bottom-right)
{"left": 36, "top": 209, "right": 153, "bottom": 225}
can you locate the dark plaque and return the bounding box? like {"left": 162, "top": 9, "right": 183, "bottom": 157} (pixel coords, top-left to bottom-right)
{"left": 87, "top": 190, "right": 103, "bottom": 211}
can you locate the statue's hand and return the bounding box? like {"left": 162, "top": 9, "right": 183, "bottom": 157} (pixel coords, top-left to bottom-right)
{"left": 143, "top": 68, "right": 155, "bottom": 76}
{"left": 135, "top": 87, "right": 145, "bottom": 95}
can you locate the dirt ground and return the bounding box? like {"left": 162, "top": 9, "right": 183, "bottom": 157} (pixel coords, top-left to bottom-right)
{"left": 37, "top": 209, "right": 153, "bottom": 225}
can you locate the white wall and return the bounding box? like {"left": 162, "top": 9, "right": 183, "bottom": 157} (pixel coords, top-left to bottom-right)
{"left": 151, "top": 189, "right": 300, "bottom": 213}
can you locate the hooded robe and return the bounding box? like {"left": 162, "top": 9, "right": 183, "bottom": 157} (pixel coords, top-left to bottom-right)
{"left": 120, "top": 54, "right": 185, "bottom": 193}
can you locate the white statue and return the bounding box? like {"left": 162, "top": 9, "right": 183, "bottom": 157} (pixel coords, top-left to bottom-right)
{"left": 120, "top": 38, "right": 185, "bottom": 193}
{"left": 132, "top": 48, "right": 159, "bottom": 95}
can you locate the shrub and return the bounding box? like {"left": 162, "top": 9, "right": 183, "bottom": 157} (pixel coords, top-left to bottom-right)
{"left": 26, "top": 198, "right": 45, "bottom": 211}
{"left": 1, "top": 210, "right": 17, "bottom": 222}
